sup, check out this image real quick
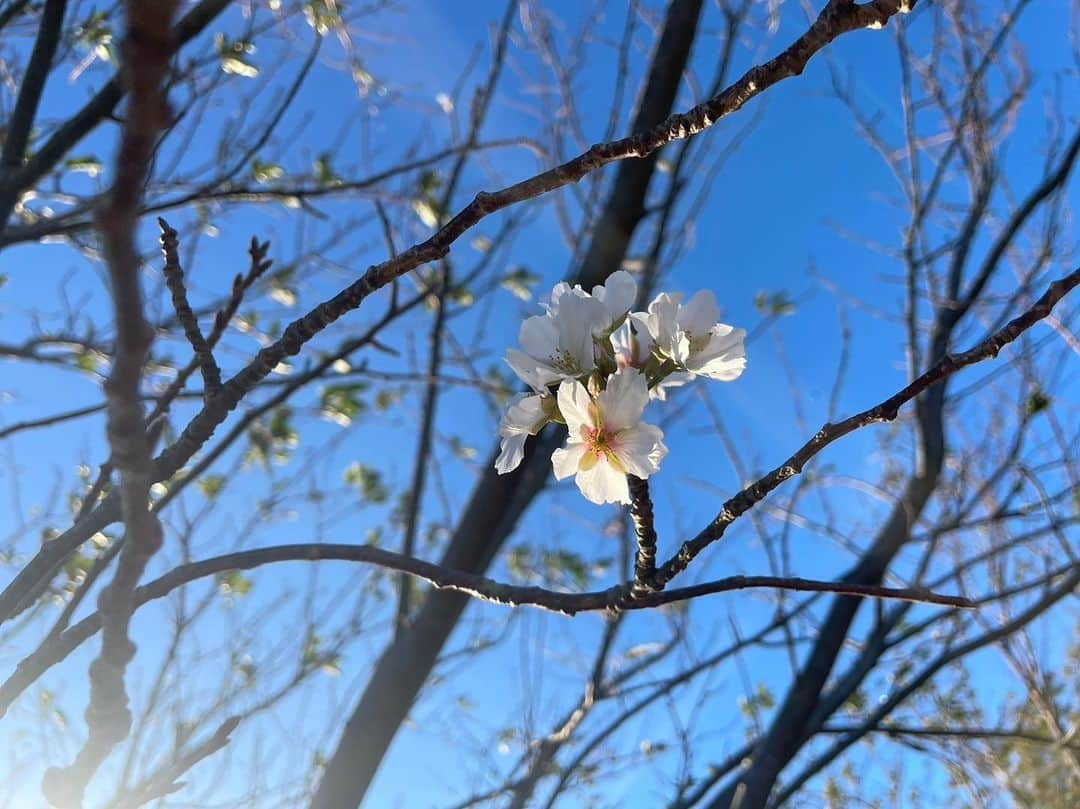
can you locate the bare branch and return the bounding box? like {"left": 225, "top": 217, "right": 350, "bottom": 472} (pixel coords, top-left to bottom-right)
{"left": 653, "top": 264, "right": 1080, "bottom": 588}
{"left": 157, "top": 218, "right": 221, "bottom": 398}
{"left": 628, "top": 474, "right": 660, "bottom": 598}
{"left": 42, "top": 4, "right": 180, "bottom": 805}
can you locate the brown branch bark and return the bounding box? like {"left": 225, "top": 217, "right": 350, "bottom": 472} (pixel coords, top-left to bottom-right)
{"left": 108, "top": 716, "right": 241, "bottom": 809}
{"left": 0, "top": 0, "right": 67, "bottom": 178}
{"left": 157, "top": 218, "right": 221, "bottom": 397}
{"left": 818, "top": 723, "right": 1080, "bottom": 749}
{"left": 0, "top": 542, "right": 978, "bottom": 725}
{"left": 769, "top": 566, "right": 1080, "bottom": 806}
{"left": 628, "top": 474, "right": 660, "bottom": 597}
{"left": 653, "top": 264, "right": 1080, "bottom": 588}
{"left": 0, "top": 0, "right": 918, "bottom": 632}
{"left": 41, "top": 4, "right": 179, "bottom": 806}
{"left": 0, "top": 0, "right": 231, "bottom": 236}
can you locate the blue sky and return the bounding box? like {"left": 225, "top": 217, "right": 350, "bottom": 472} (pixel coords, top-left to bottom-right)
{"left": 1, "top": 1, "right": 1078, "bottom": 807}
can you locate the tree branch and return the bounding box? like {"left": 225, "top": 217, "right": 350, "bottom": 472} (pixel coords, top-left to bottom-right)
{"left": 157, "top": 218, "right": 221, "bottom": 397}
{"left": 628, "top": 474, "right": 660, "bottom": 597}
{"left": 0, "top": 0, "right": 231, "bottom": 235}
{"left": 653, "top": 264, "right": 1080, "bottom": 588}
{"left": 0, "top": 0, "right": 922, "bottom": 631}
{"left": 42, "top": 4, "right": 179, "bottom": 805}
{"left": 0, "top": 0, "right": 67, "bottom": 177}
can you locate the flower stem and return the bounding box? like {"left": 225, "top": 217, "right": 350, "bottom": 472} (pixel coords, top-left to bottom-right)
{"left": 628, "top": 474, "right": 659, "bottom": 597}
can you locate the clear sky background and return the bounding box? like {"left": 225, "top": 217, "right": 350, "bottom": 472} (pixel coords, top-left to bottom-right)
{"left": 0, "top": 1, "right": 1077, "bottom": 807}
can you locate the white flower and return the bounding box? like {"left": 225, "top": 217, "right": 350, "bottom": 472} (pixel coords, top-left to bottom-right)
{"left": 547, "top": 270, "right": 637, "bottom": 328}
{"left": 551, "top": 369, "right": 667, "bottom": 505}
{"left": 506, "top": 291, "right": 607, "bottom": 390}
{"left": 643, "top": 290, "right": 746, "bottom": 382}
{"left": 495, "top": 393, "right": 550, "bottom": 474}
{"left": 610, "top": 313, "right": 652, "bottom": 371}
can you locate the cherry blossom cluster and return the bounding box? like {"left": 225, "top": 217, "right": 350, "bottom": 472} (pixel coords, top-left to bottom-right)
{"left": 495, "top": 271, "right": 747, "bottom": 505}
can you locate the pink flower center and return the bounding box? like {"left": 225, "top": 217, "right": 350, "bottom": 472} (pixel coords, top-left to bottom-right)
{"left": 581, "top": 425, "right": 626, "bottom": 473}
{"left": 584, "top": 426, "right": 610, "bottom": 455}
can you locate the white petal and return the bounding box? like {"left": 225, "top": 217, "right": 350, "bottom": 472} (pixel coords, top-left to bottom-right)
{"left": 519, "top": 314, "right": 559, "bottom": 359}
{"left": 501, "top": 393, "right": 548, "bottom": 436}
{"left": 610, "top": 312, "right": 653, "bottom": 370}
{"left": 686, "top": 326, "right": 747, "bottom": 381}
{"left": 547, "top": 281, "right": 573, "bottom": 310}
{"left": 594, "top": 271, "right": 637, "bottom": 321}
{"left": 547, "top": 281, "right": 587, "bottom": 314}
{"left": 645, "top": 292, "right": 682, "bottom": 355}
{"left": 506, "top": 349, "right": 558, "bottom": 390}
{"left": 610, "top": 319, "right": 634, "bottom": 369}
{"left": 552, "top": 442, "right": 587, "bottom": 480}
{"left": 554, "top": 293, "right": 604, "bottom": 370}
{"left": 596, "top": 368, "right": 648, "bottom": 432}
{"left": 576, "top": 461, "right": 630, "bottom": 504}
{"left": 612, "top": 422, "right": 667, "bottom": 478}
{"left": 673, "top": 332, "right": 693, "bottom": 365}
{"left": 557, "top": 379, "right": 594, "bottom": 435}
{"left": 679, "top": 289, "right": 720, "bottom": 335}
{"left": 495, "top": 433, "right": 528, "bottom": 474}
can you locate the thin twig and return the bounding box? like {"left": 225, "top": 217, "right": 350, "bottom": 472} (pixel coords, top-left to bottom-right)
{"left": 109, "top": 716, "right": 241, "bottom": 808}
{"left": 819, "top": 722, "right": 1080, "bottom": 749}
{"left": 158, "top": 217, "right": 221, "bottom": 397}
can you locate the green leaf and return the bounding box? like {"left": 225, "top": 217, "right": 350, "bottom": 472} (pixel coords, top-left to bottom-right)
{"left": 543, "top": 549, "right": 588, "bottom": 588}
{"left": 1026, "top": 389, "right": 1051, "bottom": 415}
{"left": 753, "top": 290, "right": 797, "bottom": 317}
{"left": 501, "top": 267, "right": 541, "bottom": 301}
{"left": 75, "top": 12, "right": 115, "bottom": 64}
{"left": 374, "top": 387, "right": 405, "bottom": 412}
{"left": 269, "top": 282, "right": 297, "bottom": 307}
{"left": 449, "top": 436, "right": 477, "bottom": 460}
{"left": 65, "top": 156, "right": 103, "bottom": 177}
{"left": 507, "top": 546, "right": 531, "bottom": 581}
{"left": 418, "top": 170, "right": 441, "bottom": 195}
{"left": 75, "top": 351, "right": 99, "bottom": 374}
{"left": 344, "top": 462, "right": 388, "bottom": 504}
{"left": 301, "top": 630, "right": 340, "bottom": 675}
{"left": 64, "top": 552, "right": 93, "bottom": 583}
{"left": 246, "top": 408, "right": 297, "bottom": 467}
{"left": 314, "top": 153, "right": 341, "bottom": 187}
{"left": 197, "top": 475, "right": 226, "bottom": 500}
{"left": 304, "top": 0, "right": 343, "bottom": 34}
{"left": 412, "top": 199, "right": 440, "bottom": 228}
{"left": 215, "top": 33, "right": 258, "bottom": 78}
{"left": 252, "top": 159, "right": 284, "bottom": 183}
{"left": 321, "top": 384, "right": 369, "bottom": 426}
{"left": 448, "top": 286, "right": 474, "bottom": 307}
{"left": 222, "top": 56, "right": 259, "bottom": 78}
{"left": 216, "top": 570, "right": 253, "bottom": 597}
{"left": 269, "top": 406, "right": 296, "bottom": 442}
{"left": 233, "top": 657, "right": 257, "bottom": 684}
{"left": 302, "top": 632, "right": 323, "bottom": 667}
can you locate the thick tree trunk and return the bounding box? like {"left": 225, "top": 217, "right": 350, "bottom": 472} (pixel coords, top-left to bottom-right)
{"left": 309, "top": 1, "right": 707, "bottom": 806}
